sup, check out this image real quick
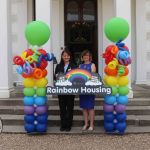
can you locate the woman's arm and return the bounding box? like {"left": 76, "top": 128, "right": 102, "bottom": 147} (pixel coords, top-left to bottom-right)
{"left": 91, "top": 63, "right": 96, "bottom": 73}
{"left": 54, "top": 64, "right": 59, "bottom": 81}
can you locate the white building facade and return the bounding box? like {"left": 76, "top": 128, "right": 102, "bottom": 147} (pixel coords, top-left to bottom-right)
{"left": 0, "top": 0, "right": 150, "bottom": 98}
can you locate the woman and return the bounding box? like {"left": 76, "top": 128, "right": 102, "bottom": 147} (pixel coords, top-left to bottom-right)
{"left": 55, "top": 49, "right": 75, "bottom": 131}
{"left": 79, "top": 50, "right": 96, "bottom": 131}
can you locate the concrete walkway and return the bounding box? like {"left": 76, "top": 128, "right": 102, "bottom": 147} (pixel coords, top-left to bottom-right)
{"left": 0, "top": 133, "right": 150, "bottom": 150}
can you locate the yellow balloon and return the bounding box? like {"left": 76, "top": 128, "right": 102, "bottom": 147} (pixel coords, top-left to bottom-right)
{"left": 118, "top": 76, "right": 129, "bottom": 86}
{"left": 108, "top": 58, "right": 118, "bottom": 69}
{"left": 103, "top": 75, "right": 108, "bottom": 84}
{"left": 23, "top": 78, "right": 35, "bottom": 87}
{"left": 106, "top": 76, "right": 118, "bottom": 86}
{"left": 35, "top": 78, "right": 48, "bottom": 88}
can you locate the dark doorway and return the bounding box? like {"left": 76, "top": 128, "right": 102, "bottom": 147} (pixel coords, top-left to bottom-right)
{"left": 64, "top": 0, "right": 98, "bottom": 68}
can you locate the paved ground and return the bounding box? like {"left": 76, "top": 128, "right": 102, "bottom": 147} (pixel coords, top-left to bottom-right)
{"left": 0, "top": 133, "right": 150, "bottom": 150}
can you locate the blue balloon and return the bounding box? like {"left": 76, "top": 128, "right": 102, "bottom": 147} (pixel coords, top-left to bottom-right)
{"left": 104, "top": 122, "right": 115, "bottom": 132}
{"left": 24, "top": 115, "right": 35, "bottom": 123}
{"left": 24, "top": 97, "right": 34, "bottom": 106}
{"left": 117, "top": 96, "right": 128, "bottom": 105}
{"left": 24, "top": 123, "right": 35, "bottom": 133}
{"left": 104, "top": 113, "right": 115, "bottom": 122}
{"left": 35, "top": 97, "right": 47, "bottom": 106}
{"left": 104, "top": 96, "right": 116, "bottom": 105}
{"left": 36, "top": 114, "right": 48, "bottom": 123}
{"left": 116, "top": 113, "right": 127, "bottom": 122}
{"left": 117, "top": 51, "right": 129, "bottom": 60}
{"left": 36, "top": 124, "right": 47, "bottom": 132}
{"left": 115, "top": 122, "right": 126, "bottom": 134}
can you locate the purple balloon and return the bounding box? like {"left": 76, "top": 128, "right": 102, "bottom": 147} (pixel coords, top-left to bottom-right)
{"left": 115, "top": 105, "right": 126, "bottom": 113}
{"left": 36, "top": 106, "right": 48, "bottom": 115}
{"left": 24, "top": 106, "right": 35, "bottom": 115}
{"left": 103, "top": 104, "right": 114, "bottom": 112}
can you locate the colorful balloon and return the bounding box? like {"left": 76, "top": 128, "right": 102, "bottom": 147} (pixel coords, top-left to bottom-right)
{"left": 25, "top": 21, "right": 51, "bottom": 46}
{"left": 23, "top": 78, "right": 35, "bottom": 88}
{"left": 118, "top": 76, "right": 129, "bottom": 86}
{"left": 118, "top": 86, "right": 129, "bottom": 95}
{"left": 104, "top": 17, "right": 129, "bottom": 42}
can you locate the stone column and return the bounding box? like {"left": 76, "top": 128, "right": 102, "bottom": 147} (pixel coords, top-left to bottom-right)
{"left": 35, "top": 0, "right": 53, "bottom": 86}
{"left": 114, "top": 0, "right": 133, "bottom": 98}
{"left": 0, "top": 0, "right": 13, "bottom": 98}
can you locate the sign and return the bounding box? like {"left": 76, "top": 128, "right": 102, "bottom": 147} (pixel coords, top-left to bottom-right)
{"left": 46, "top": 69, "right": 112, "bottom": 95}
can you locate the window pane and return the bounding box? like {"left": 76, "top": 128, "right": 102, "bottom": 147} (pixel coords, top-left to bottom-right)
{"left": 83, "top": 1, "right": 95, "bottom": 21}
{"left": 67, "top": 1, "right": 79, "bottom": 21}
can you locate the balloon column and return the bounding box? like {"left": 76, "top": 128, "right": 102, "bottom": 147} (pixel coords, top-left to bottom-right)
{"left": 13, "top": 21, "right": 54, "bottom": 133}
{"left": 102, "top": 18, "right": 131, "bottom": 134}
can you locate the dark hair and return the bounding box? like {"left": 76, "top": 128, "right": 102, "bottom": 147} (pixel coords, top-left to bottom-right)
{"left": 81, "top": 50, "right": 92, "bottom": 62}
{"left": 60, "top": 49, "right": 72, "bottom": 65}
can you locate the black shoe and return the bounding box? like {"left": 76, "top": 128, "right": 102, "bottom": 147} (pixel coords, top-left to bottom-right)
{"left": 60, "top": 127, "right": 66, "bottom": 131}
{"left": 65, "top": 127, "right": 71, "bottom": 132}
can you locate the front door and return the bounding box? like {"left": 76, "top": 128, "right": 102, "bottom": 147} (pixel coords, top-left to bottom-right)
{"left": 64, "top": 0, "right": 98, "bottom": 68}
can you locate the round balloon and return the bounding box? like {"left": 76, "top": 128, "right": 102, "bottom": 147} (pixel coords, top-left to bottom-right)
{"left": 104, "top": 17, "right": 129, "bottom": 42}
{"left": 24, "top": 123, "right": 35, "bottom": 133}
{"left": 103, "top": 104, "right": 114, "bottom": 112}
{"left": 36, "top": 88, "right": 46, "bottom": 96}
{"left": 104, "top": 95, "right": 116, "bottom": 105}
{"left": 23, "top": 78, "right": 35, "bottom": 88}
{"left": 118, "top": 76, "right": 129, "bottom": 86}
{"left": 35, "top": 78, "right": 48, "bottom": 88}
{"left": 118, "top": 86, "right": 129, "bottom": 95}
{"left": 111, "top": 86, "right": 118, "bottom": 96}
{"left": 104, "top": 122, "right": 115, "bottom": 132}
{"left": 25, "top": 21, "right": 51, "bottom": 46}
{"left": 105, "top": 76, "right": 118, "bottom": 86}
{"left": 23, "top": 88, "right": 35, "bottom": 96}
{"left": 104, "top": 113, "right": 115, "bottom": 122}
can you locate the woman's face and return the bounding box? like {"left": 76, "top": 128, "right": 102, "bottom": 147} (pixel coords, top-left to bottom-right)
{"left": 82, "top": 53, "right": 90, "bottom": 62}
{"left": 62, "top": 52, "right": 70, "bottom": 63}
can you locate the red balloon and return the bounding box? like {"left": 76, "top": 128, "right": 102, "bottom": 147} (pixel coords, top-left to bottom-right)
{"left": 39, "top": 59, "right": 48, "bottom": 70}
{"left": 38, "top": 49, "right": 47, "bottom": 56}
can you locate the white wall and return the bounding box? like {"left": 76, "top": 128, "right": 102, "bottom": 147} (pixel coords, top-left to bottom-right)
{"left": 131, "top": 0, "right": 136, "bottom": 83}
{"left": 98, "top": 0, "right": 115, "bottom": 76}
{"left": 12, "top": 0, "right": 35, "bottom": 84}
{"left": 136, "top": 0, "right": 150, "bottom": 84}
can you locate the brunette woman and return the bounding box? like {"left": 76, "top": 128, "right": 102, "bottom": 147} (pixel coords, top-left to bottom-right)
{"left": 55, "top": 49, "right": 75, "bottom": 131}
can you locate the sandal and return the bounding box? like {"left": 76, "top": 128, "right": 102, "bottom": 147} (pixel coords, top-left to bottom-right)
{"left": 88, "top": 126, "right": 94, "bottom": 131}
{"left": 82, "top": 125, "right": 88, "bottom": 131}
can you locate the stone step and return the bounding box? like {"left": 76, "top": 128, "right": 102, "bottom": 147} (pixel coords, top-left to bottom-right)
{"left": 2, "top": 125, "right": 150, "bottom": 134}
{"left": 0, "top": 98, "right": 150, "bottom": 106}
{"left": 1, "top": 114, "right": 150, "bottom": 126}
{"left": 1, "top": 105, "right": 150, "bottom": 115}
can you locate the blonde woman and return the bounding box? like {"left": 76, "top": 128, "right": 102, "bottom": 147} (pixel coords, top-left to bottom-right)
{"left": 79, "top": 50, "right": 96, "bottom": 131}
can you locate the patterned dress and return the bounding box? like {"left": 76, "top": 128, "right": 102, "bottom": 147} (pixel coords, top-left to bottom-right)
{"left": 79, "top": 63, "right": 95, "bottom": 109}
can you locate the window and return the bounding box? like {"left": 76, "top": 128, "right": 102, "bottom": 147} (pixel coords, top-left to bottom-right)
{"left": 83, "top": 1, "right": 95, "bottom": 21}
{"left": 67, "top": 1, "right": 79, "bottom": 21}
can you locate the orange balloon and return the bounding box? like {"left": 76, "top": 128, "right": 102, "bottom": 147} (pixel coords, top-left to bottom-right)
{"left": 22, "top": 73, "right": 32, "bottom": 78}
{"left": 42, "top": 69, "right": 47, "bottom": 77}
{"left": 33, "top": 68, "right": 43, "bottom": 79}
{"left": 120, "top": 67, "right": 129, "bottom": 76}
{"left": 111, "top": 46, "right": 119, "bottom": 55}
{"left": 104, "top": 66, "right": 118, "bottom": 76}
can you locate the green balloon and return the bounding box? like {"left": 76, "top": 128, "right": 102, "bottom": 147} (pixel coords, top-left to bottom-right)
{"left": 118, "top": 86, "right": 129, "bottom": 95}
{"left": 111, "top": 86, "right": 118, "bottom": 96}
{"left": 104, "top": 17, "right": 129, "bottom": 42}
{"left": 25, "top": 21, "right": 51, "bottom": 46}
{"left": 23, "top": 88, "right": 35, "bottom": 96}
{"left": 36, "top": 88, "right": 46, "bottom": 96}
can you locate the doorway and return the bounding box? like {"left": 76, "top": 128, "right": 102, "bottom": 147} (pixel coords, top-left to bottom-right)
{"left": 64, "top": 0, "right": 98, "bottom": 68}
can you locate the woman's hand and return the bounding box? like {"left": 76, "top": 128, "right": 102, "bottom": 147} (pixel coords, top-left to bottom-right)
{"left": 91, "top": 63, "right": 96, "bottom": 73}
